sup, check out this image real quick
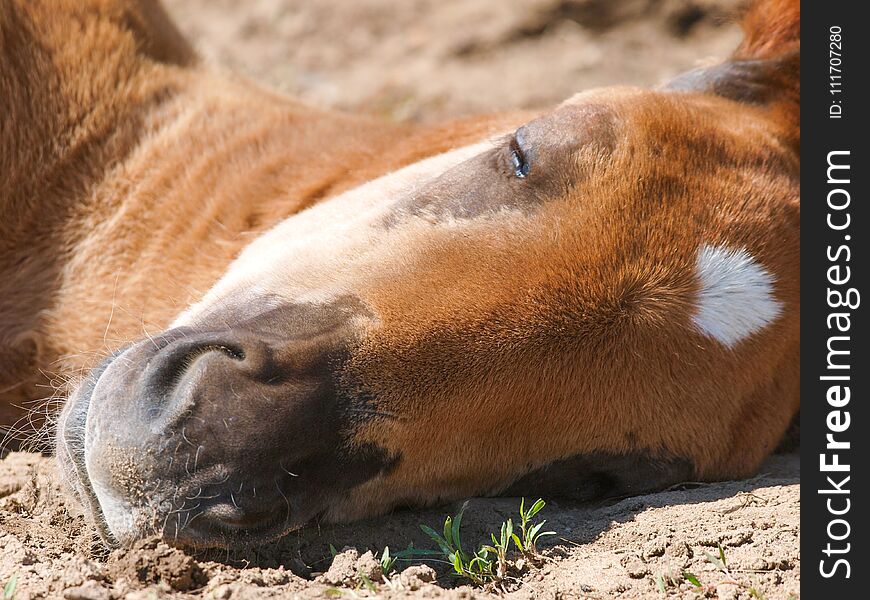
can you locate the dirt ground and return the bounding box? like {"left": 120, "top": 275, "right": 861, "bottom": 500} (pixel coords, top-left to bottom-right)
{"left": 1, "top": 452, "right": 799, "bottom": 599}
{"left": 2, "top": 1, "right": 800, "bottom": 598}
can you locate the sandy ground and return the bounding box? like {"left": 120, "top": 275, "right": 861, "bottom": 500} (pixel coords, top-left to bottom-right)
{"left": 1, "top": 453, "right": 799, "bottom": 599}
{"left": 1, "top": 1, "right": 800, "bottom": 598}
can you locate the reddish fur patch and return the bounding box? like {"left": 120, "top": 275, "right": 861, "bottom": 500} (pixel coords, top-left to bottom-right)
{"left": 736, "top": 0, "right": 800, "bottom": 60}
{"left": 736, "top": 0, "right": 800, "bottom": 147}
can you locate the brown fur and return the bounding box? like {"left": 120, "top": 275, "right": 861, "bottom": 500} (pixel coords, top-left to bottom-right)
{"left": 338, "top": 88, "right": 799, "bottom": 518}
{"left": 734, "top": 0, "right": 800, "bottom": 146}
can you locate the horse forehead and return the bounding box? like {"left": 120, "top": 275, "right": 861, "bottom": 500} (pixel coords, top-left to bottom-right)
{"left": 524, "top": 101, "right": 620, "bottom": 152}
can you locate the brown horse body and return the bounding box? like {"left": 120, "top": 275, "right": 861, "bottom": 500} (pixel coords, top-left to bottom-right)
{"left": 0, "top": 0, "right": 799, "bottom": 548}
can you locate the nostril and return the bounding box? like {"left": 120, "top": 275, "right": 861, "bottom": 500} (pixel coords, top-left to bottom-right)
{"left": 140, "top": 335, "right": 247, "bottom": 412}
{"left": 161, "top": 343, "right": 243, "bottom": 392}
{"left": 189, "top": 344, "right": 245, "bottom": 362}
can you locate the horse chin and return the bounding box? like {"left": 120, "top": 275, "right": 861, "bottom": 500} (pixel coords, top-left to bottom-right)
{"left": 56, "top": 353, "right": 122, "bottom": 546}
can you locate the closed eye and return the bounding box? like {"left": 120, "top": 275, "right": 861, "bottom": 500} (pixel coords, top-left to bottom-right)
{"left": 510, "top": 134, "right": 530, "bottom": 179}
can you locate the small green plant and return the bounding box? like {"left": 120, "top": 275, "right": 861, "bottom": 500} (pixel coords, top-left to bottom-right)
{"left": 378, "top": 546, "right": 398, "bottom": 575}
{"left": 420, "top": 497, "right": 556, "bottom": 586}
{"left": 356, "top": 572, "right": 378, "bottom": 593}
{"left": 3, "top": 575, "right": 17, "bottom": 600}
{"left": 482, "top": 518, "right": 513, "bottom": 579}
{"left": 683, "top": 571, "right": 702, "bottom": 588}
{"left": 703, "top": 544, "right": 729, "bottom": 573}
{"left": 655, "top": 572, "right": 667, "bottom": 594}
{"left": 656, "top": 569, "right": 700, "bottom": 593}
{"left": 513, "top": 498, "right": 556, "bottom": 557}
{"left": 702, "top": 543, "right": 744, "bottom": 589}
{"left": 420, "top": 502, "right": 496, "bottom": 585}
{"left": 655, "top": 546, "right": 775, "bottom": 597}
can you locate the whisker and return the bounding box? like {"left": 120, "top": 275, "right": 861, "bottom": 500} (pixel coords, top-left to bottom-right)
{"left": 274, "top": 478, "right": 292, "bottom": 527}
{"left": 103, "top": 274, "right": 121, "bottom": 346}
{"left": 185, "top": 487, "right": 203, "bottom": 501}
{"left": 193, "top": 445, "right": 203, "bottom": 472}
{"left": 181, "top": 427, "right": 196, "bottom": 447}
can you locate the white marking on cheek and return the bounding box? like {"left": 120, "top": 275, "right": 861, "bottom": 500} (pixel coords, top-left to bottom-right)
{"left": 693, "top": 244, "right": 782, "bottom": 348}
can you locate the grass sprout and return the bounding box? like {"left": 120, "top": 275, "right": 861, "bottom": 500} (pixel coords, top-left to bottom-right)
{"left": 420, "top": 497, "right": 556, "bottom": 586}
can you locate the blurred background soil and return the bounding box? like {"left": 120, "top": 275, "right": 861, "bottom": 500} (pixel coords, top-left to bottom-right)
{"left": 165, "top": 0, "right": 745, "bottom": 120}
